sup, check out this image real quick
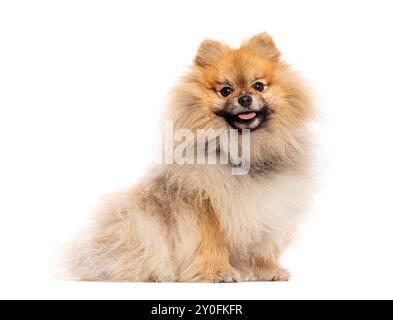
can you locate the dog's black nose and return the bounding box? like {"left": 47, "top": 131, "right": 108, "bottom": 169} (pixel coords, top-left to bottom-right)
{"left": 238, "top": 95, "right": 253, "bottom": 108}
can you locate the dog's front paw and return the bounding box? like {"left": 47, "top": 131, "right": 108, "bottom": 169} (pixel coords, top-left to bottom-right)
{"left": 206, "top": 268, "right": 241, "bottom": 283}
{"left": 255, "top": 268, "right": 291, "bottom": 282}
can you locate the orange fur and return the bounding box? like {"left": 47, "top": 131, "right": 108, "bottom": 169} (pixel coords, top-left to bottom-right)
{"left": 195, "top": 202, "right": 239, "bottom": 282}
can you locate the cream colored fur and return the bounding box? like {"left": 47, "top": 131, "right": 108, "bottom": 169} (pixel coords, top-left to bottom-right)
{"left": 66, "top": 162, "right": 312, "bottom": 281}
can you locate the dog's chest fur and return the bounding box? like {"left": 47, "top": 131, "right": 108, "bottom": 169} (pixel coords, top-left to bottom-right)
{"left": 205, "top": 166, "right": 312, "bottom": 254}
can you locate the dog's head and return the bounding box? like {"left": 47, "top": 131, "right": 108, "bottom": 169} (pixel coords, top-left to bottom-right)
{"left": 179, "top": 32, "right": 312, "bottom": 132}
{"left": 168, "top": 33, "right": 313, "bottom": 169}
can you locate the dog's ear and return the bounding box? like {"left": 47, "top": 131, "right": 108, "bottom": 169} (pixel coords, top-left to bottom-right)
{"left": 194, "top": 40, "right": 229, "bottom": 68}
{"left": 244, "top": 32, "right": 281, "bottom": 61}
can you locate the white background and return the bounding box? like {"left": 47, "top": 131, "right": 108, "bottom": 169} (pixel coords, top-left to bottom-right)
{"left": 1, "top": 0, "right": 393, "bottom": 300}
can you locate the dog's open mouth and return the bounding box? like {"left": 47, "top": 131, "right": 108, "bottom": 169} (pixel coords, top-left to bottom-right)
{"left": 217, "top": 109, "right": 270, "bottom": 130}
{"left": 232, "top": 111, "right": 264, "bottom": 129}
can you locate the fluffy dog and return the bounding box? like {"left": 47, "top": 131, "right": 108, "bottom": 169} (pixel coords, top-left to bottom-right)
{"left": 66, "top": 32, "right": 314, "bottom": 282}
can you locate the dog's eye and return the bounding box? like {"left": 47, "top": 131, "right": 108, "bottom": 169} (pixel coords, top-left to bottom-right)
{"left": 252, "top": 82, "right": 265, "bottom": 92}
{"left": 220, "top": 87, "right": 233, "bottom": 97}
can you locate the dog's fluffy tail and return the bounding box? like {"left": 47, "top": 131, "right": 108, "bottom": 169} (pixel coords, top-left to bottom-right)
{"left": 57, "top": 192, "right": 175, "bottom": 282}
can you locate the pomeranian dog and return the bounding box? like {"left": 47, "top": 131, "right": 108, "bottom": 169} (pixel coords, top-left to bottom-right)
{"left": 66, "top": 32, "right": 314, "bottom": 282}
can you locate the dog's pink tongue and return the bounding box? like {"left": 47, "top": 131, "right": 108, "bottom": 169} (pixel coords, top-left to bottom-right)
{"left": 238, "top": 112, "right": 257, "bottom": 120}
